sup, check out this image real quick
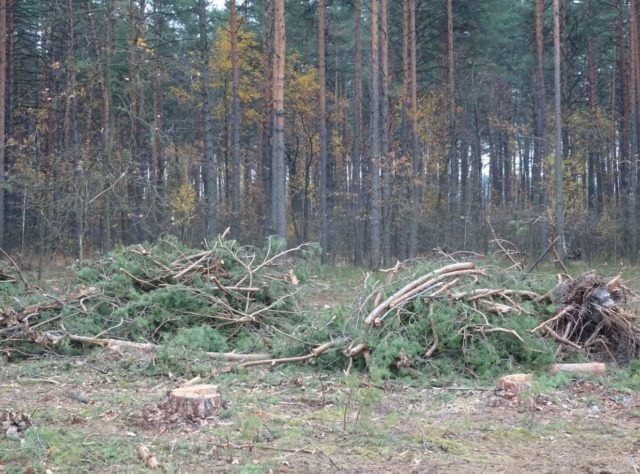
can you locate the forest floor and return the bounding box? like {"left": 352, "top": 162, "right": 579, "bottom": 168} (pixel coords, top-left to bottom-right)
{"left": 1, "top": 265, "right": 640, "bottom": 473}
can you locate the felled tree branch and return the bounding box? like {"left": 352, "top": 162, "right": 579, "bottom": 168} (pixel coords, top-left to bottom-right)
{"left": 364, "top": 262, "right": 480, "bottom": 326}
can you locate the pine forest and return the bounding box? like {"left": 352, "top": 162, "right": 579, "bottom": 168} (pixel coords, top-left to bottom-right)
{"left": 1, "top": 0, "right": 639, "bottom": 265}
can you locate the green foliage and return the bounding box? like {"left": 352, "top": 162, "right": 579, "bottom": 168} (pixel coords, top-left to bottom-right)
{"left": 2, "top": 236, "right": 302, "bottom": 359}
{"left": 164, "top": 325, "right": 229, "bottom": 352}
{"left": 344, "top": 260, "right": 560, "bottom": 381}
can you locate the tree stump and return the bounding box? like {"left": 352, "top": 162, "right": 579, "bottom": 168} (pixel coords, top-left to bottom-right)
{"left": 161, "top": 384, "right": 223, "bottom": 421}
{"left": 495, "top": 373, "right": 532, "bottom": 394}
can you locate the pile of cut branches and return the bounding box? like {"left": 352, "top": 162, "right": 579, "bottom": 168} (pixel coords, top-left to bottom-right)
{"left": 0, "top": 235, "right": 316, "bottom": 358}
{"left": 342, "top": 260, "right": 557, "bottom": 379}
{"left": 532, "top": 272, "right": 640, "bottom": 361}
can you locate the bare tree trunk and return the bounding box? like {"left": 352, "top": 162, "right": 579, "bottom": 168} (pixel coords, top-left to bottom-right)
{"left": 230, "top": 0, "right": 241, "bottom": 239}
{"left": 152, "top": 0, "right": 164, "bottom": 235}
{"left": 271, "top": 0, "right": 287, "bottom": 242}
{"left": 446, "top": 0, "right": 457, "bottom": 239}
{"left": 64, "top": 0, "right": 82, "bottom": 258}
{"left": 408, "top": 0, "right": 419, "bottom": 258}
{"left": 198, "top": 0, "right": 217, "bottom": 239}
{"left": 127, "top": 0, "right": 145, "bottom": 242}
{"left": 629, "top": 0, "right": 639, "bottom": 260}
{"left": 380, "top": 0, "right": 391, "bottom": 265}
{"left": 0, "top": 0, "right": 7, "bottom": 249}
{"left": 352, "top": 0, "right": 363, "bottom": 265}
{"left": 553, "top": 0, "right": 566, "bottom": 257}
{"left": 88, "top": 0, "right": 114, "bottom": 251}
{"left": 533, "top": 0, "right": 547, "bottom": 250}
{"left": 258, "top": 0, "right": 273, "bottom": 238}
{"left": 586, "top": 17, "right": 598, "bottom": 211}
{"left": 318, "top": 0, "right": 329, "bottom": 262}
{"left": 370, "top": 0, "right": 381, "bottom": 267}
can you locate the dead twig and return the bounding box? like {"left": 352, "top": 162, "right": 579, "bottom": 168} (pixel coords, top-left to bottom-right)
{"left": 424, "top": 318, "right": 439, "bottom": 357}
{"left": 543, "top": 325, "right": 582, "bottom": 350}
{"left": 522, "top": 236, "right": 560, "bottom": 279}
{"left": 235, "top": 338, "right": 348, "bottom": 370}
{"left": 487, "top": 219, "right": 524, "bottom": 270}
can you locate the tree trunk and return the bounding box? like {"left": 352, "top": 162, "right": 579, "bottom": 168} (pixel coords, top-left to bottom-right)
{"left": 408, "top": 0, "right": 419, "bottom": 258}
{"left": 89, "top": 0, "right": 114, "bottom": 251}
{"left": 65, "top": 0, "right": 81, "bottom": 258}
{"left": 198, "top": 0, "right": 217, "bottom": 240}
{"left": 230, "top": 0, "right": 241, "bottom": 240}
{"left": 0, "top": 0, "right": 7, "bottom": 250}
{"left": 318, "top": 0, "right": 329, "bottom": 262}
{"left": 446, "top": 0, "right": 457, "bottom": 235}
{"left": 533, "top": 0, "right": 547, "bottom": 250}
{"left": 370, "top": 0, "right": 381, "bottom": 267}
{"left": 629, "top": 0, "right": 639, "bottom": 260}
{"left": 128, "top": 0, "right": 145, "bottom": 243}
{"left": 271, "top": 0, "right": 287, "bottom": 242}
{"left": 152, "top": 0, "right": 164, "bottom": 235}
{"left": 553, "top": 0, "right": 566, "bottom": 258}
{"left": 352, "top": 0, "right": 363, "bottom": 265}
{"left": 258, "top": 0, "right": 273, "bottom": 238}
{"left": 380, "top": 0, "right": 391, "bottom": 265}
{"left": 586, "top": 25, "right": 598, "bottom": 211}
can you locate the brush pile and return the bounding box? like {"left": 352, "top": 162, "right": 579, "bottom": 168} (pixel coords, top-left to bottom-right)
{"left": 343, "top": 260, "right": 558, "bottom": 378}
{"left": 343, "top": 261, "right": 640, "bottom": 378}
{"left": 532, "top": 272, "right": 640, "bottom": 361}
{"left": 0, "top": 236, "right": 314, "bottom": 358}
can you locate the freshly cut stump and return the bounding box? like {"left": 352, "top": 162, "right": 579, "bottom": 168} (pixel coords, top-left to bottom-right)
{"left": 495, "top": 374, "right": 532, "bottom": 394}
{"left": 161, "top": 384, "right": 223, "bottom": 421}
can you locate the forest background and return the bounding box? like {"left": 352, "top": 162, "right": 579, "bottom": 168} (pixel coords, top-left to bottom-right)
{"left": 0, "top": 0, "right": 636, "bottom": 270}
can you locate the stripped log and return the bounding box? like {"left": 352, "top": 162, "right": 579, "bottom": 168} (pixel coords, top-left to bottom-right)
{"left": 549, "top": 362, "right": 606, "bottom": 376}
{"left": 65, "top": 334, "right": 270, "bottom": 361}
{"left": 364, "top": 262, "right": 476, "bottom": 326}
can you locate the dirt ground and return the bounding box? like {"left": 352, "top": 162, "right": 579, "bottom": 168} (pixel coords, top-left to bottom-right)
{"left": 1, "top": 354, "right": 639, "bottom": 474}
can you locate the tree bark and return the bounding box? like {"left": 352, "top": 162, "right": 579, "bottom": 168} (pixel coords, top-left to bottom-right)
{"left": 533, "top": 0, "right": 547, "bottom": 250}
{"left": 65, "top": 0, "right": 81, "bottom": 258}
{"left": 380, "top": 0, "right": 391, "bottom": 265}
{"left": 352, "top": 0, "right": 363, "bottom": 266}
{"left": 318, "top": 0, "right": 329, "bottom": 262}
{"left": 152, "top": 0, "right": 164, "bottom": 235}
{"left": 88, "top": 0, "right": 114, "bottom": 251}
{"left": 553, "top": 0, "right": 566, "bottom": 258}
{"left": 446, "top": 0, "right": 458, "bottom": 226}
{"left": 271, "top": 0, "right": 287, "bottom": 242}
{"left": 408, "top": 0, "right": 419, "bottom": 259}
{"left": 161, "top": 385, "right": 223, "bottom": 421}
{"left": 258, "top": 0, "right": 273, "bottom": 238}
{"left": 0, "top": 0, "right": 8, "bottom": 249}
{"left": 230, "top": 0, "right": 241, "bottom": 240}
{"left": 586, "top": 18, "right": 598, "bottom": 211}
{"left": 199, "top": 0, "right": 217, "bottom": 240}
{"left": 128, "top": 0, "right": 145, "bottom": 243}
{"left": 370, "top": 0, "right": 381, "bottom": 267}
{"left": 629, "top": 0, "right": 639, "bottom": 260}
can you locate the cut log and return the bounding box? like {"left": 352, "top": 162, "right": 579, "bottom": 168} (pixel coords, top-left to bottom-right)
{"left": 548, "top": 362, "right": 606, "bottom": 376}
{"left": 65, "top": 334, "right": 271, "bottom": 361}
{"left": 364, "top": 262, "right": 477, "bottom": 326}
{"left": 161, "top": 384, "right": 223, "bottom": 420}
{"left": 495, "top": 373, "right": 532, "bottom": 394}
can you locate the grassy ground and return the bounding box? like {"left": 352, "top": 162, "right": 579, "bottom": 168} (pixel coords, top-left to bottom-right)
{"left": 1, "top": 263, "right": 640, "bottom": 473}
